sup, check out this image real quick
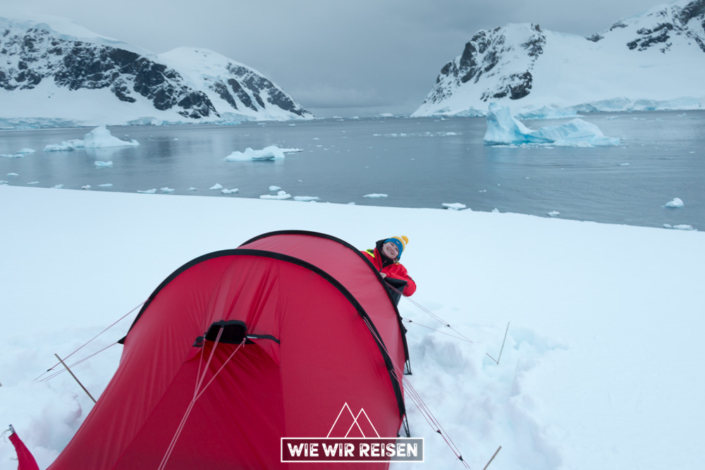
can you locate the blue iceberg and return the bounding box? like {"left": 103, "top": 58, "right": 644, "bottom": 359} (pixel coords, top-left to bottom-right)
{"left": 483, "top": 103, "right": 620, "bottom": 147}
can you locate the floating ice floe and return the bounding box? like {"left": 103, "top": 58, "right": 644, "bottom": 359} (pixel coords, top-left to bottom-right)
{"left": 663, "top": 224, "right": 695, "bottom": 231}
{"left": 18, "top": 148, "right": 36, "bottom": 154}
{"left": 483, "top": 103, "right": 620, "bottom": 147}
{"left": 293, "top": 196, "right": 319, "bottom": 202}
{"left": 137, "top": 188, "right": 157, "bottom": 194}
{"left": 45, "top": 126, "right": 139, "bottom": 152}
{"left": 52, "top": 184, "right": 63, "bottom": 189}
{"left": 492, "top": 208, "right": 500, "bottom": 213}
{"left": 98, "top": 184, "right": 113, "bottom": 188}
{"left": 27, "top": 181, "right": 39, "bottom": 185}
{"left": 1, "top": 153, "right": 23, "bottom": 158}
{"left": 260, "top": 190, "right": 291, "bottom": 200}
{"left": 209, "top": 183, "right": 223, "bottom": 190}
{"left": 95, "top": 161, "right": 113, "bottom": 167}
{"left": 269, "top": 185, "right": 281, "bottom": 191}
{"left": 188, "top": 187, "right": 198, "bottom": 191}
{"left": 7, "top": 173, "right": 18, "bottom": 177}
{"left": 225, "top": 146, "right": 288, "bottom": 161}
{"left": 664, "top": 198, "right": 684, "bottom": 208}
{"left": 160, "top": 187, "right": 175, "bottom": 193}
{"left": 0, "top": 180, "right": 8, "bottom": 185}
{"left": 81, "top": 185, "right": 91, "bottom": 190}
{"left": 547, "top": 211, "right": 560, "bottom": 217}
{"left": 221, "top": 188, "right": 239, "bottom": 194}
{"left": 442, "top": 203, "right": 467, "bottom": 211}
{"left": 363, "top": 193, "right": 388, "bottom": 198}
{"left": 44, "top": 139, "right": 85, "bottom": 152}
{"left": 619, "top": 163, "right": 630, "bottom": 166}
{"left": 280, "top": 148, "right": 303, "bottom": 153}
{"left": 83, "top": 126, "right": 139, "bottom": 148}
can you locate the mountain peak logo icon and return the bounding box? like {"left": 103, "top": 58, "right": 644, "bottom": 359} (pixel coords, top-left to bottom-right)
{"left": 326, "top": 403, "right": 380, "bottom": 438}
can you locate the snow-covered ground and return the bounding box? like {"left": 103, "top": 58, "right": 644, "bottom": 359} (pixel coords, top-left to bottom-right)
{"left": 1, "top": 185, "right": 703, "bottom": 470}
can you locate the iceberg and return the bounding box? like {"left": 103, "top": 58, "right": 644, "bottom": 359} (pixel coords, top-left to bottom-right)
{"left": 363, "top": 194, "right": 388, "bottom": 198}
{"left": 260, "top": 190, "right": 291, "bottom": 200}
{"left": 44, "top": 139, "right": 85, "bottom": 152}
{"left": 483, "top": 103, "right": 620, "bottom": 147}
{"left": 83, "top": 126, "right": 139, "bottom": 148}
{"left": 293, "top": 196, "right": 319, "bottom": 202}
{"left": 225, "top": 146, "right": 286, "bottom": 162}
{"left": 94, "top": 161, "right": 113, "bottom": 168}
{"left": 515, "top": 106, "right": 579, "bottom": 120}
{"left": 442, "top": 203, "right": 467, "bottom": 211}
{"left": 664, "top": 198, "right": 684, "bottom": 208}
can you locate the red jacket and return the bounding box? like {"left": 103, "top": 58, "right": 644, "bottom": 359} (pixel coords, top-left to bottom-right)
{"left": 362, "top": 247, "right": 417, "bottom": 297}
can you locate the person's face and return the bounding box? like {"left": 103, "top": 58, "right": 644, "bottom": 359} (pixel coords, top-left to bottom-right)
{"left": 382, "top": 242, "right": 399, "bottom": 259}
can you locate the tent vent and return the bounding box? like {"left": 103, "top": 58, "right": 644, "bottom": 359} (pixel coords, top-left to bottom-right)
{"left": 205, "top": 320, "right": 247, "bottom": 344}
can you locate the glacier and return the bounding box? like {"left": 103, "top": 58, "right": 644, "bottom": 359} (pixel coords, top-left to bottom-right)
{"left": 483, "top": 103, "right": 620, "bottom": 147}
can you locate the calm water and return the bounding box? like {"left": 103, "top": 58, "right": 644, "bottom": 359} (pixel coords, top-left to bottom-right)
{"left": 1, "top": 112, "right": 703, "bottom": 229}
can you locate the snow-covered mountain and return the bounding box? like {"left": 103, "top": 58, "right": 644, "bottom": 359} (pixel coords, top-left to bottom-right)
{"left": 0, "top": 15, "right": 312, "bottom": 127}
{"left": 413, "top": 0, "right": 705, "bottom": 117}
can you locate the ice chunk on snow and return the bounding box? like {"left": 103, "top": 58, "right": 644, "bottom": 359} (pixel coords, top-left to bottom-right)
{"left": 664, "top": 224, "right": 695, "bottom": 231}
{"left": 209, "top": 183, "right": 223, "bottom": 190}
{"left": 269, "top": 185, "right": 281, "bottom": 191}
{"left": 547, "top": 211, "right": 560, "bottom": 217}
{"left": 260, "top": 190, "right": 291, "bottom": 200}
{"left": 137, "top": 188, "right": 157, "bottom": 194}
{"left": 221, "top": 188, "right": 239, "bottom": 194}
{"left": 664, "top": 198, "right": 684, "bottom": 208}
{"left": 225, "top": 146, "right": 286, "bottom": 161}
{"left": 293, "top": 196, "right": 319, "bottom": 202}
{"left": 483, "top": 103, "right": 620, "bottom": 147}
{"left": 442, "top": 203, "right": 467, "bottom": 210}
{"left": 160, "top": 187, "right": 175, "bottom": 193}
{"left": 83, "top": 126, "right": 139, "bottom": 148}
{"left": 98, "top": 183, "right": 113, "bottom": 188}
{"left": 94, "top": 161, "right": 113, "bottom": 167}
{"left": 363, "top": 193, "right": 388, "bottom": 198}
{"left": 17, "top": 148, "right": 35, "bottom": 154}
{"left": 44, "top": 139, "right": 85, "bottom": 152}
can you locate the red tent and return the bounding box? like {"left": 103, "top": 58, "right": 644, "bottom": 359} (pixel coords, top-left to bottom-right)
{"left": 49, "top": 231, "right": 410, "bottom": 470}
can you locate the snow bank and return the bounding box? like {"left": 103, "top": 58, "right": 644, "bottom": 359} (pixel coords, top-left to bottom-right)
{"left": 483, "top": 104, "right": 620, "bottom": 147}
{"left": 1, "top": 186, "right": 704, "bottom": 470}
{"left": 225, "top": 146, "right": 286, "bottom": 161}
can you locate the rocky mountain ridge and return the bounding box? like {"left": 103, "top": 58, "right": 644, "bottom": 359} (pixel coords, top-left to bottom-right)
{"left": 0, "top": 16, "right": 312, "bottom": 127}
{"left": 413, "top": 0, "right": 705, "bottom": 117}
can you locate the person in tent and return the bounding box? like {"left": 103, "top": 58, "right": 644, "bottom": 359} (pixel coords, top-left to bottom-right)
{"left": 362, "top": 236, "right": 417, "bottom": 301}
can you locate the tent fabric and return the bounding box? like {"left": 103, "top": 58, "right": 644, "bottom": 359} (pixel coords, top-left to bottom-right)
{"left": 49, "top": 232, "right": 408, "bottom": 470}
{"left": 9, "top": 431, "right": 40, "bottom": 470}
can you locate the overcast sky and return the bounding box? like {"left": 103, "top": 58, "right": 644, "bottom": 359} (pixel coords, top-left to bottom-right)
{"left": 6, "top": 0, "right": 663, "bottom": 117}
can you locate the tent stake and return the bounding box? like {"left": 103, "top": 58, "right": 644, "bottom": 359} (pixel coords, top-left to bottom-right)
{"left": 483, "top": 446, "right": 502, "bottom": 470}
{"left": 54, "top": 353, "right": 96, "bottom": 403}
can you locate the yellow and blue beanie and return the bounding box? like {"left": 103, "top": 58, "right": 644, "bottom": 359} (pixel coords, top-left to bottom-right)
{"left": 385, "top": 236, "right": 409, "bottom": 258}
